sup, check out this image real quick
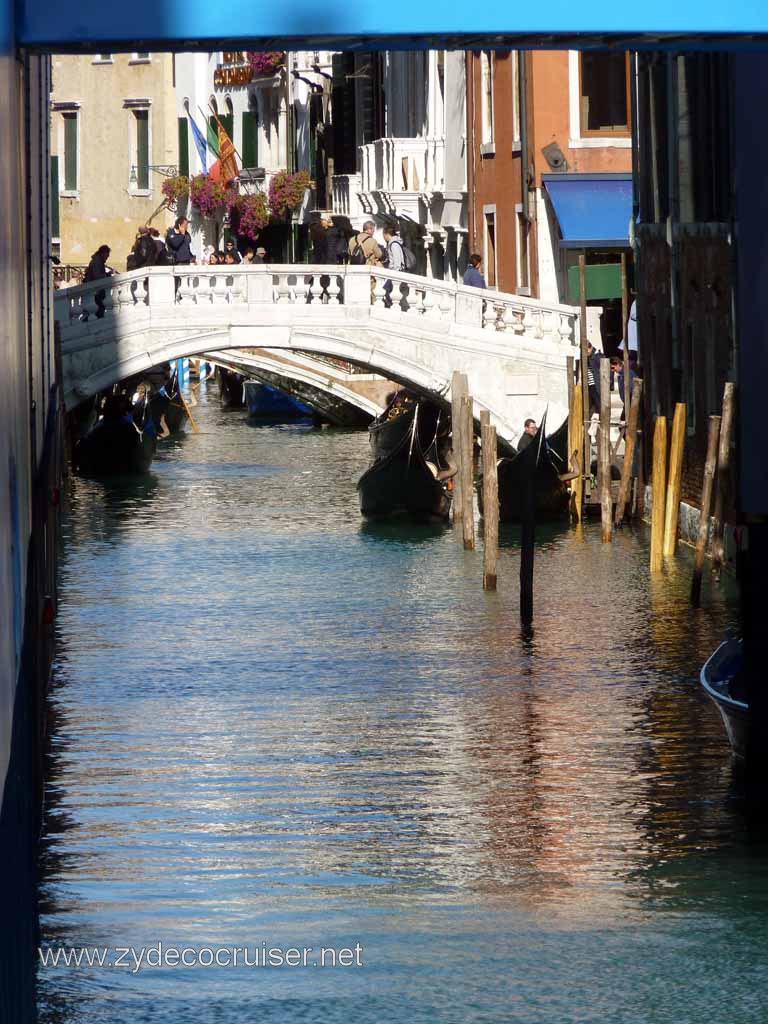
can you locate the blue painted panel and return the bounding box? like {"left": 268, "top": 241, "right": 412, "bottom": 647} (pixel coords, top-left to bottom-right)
{"left": 543, "top": 173, "right": 632, "bottom": 248}
{"left": 16, "top": 0, "right": 768, "bottom": 47}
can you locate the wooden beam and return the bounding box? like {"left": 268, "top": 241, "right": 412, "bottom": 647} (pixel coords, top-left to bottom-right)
{"left": 662, "top": 403, "right": 686, "bottom": 557}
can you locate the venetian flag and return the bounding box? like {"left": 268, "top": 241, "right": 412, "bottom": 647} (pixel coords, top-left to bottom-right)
{"left": 187, "top": 114, "right": 208, "bottom": 174}
{"left": 215, "top": 122, "right": 238, "bottom": 185}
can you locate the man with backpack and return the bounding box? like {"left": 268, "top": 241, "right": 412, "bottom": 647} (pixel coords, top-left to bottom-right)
{"left": 347, "top": 220, "right": 383, "bottom": 266}
{"left": 382, "top": 224, "right": 417, "bottom": 273}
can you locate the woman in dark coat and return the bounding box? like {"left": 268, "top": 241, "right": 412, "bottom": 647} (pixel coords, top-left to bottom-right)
{"left": 83, "top": 244, "right": 112, "bottom": 318}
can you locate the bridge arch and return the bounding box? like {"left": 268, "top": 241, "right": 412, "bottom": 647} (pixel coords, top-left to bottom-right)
{"left": 56, "top": 264, "right": 579, "bottom": 448}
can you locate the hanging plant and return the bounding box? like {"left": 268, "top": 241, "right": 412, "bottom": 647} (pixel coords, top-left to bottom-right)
{"left": 189, "top": 173, "right": 227, "bottom": 218}
{"left": 160, "top": 174, "right": 190, "bottom": 211}
{"left": 268, "top": 170, "right": 312, "bottom": 218}
{"left": 233, "top": 192, "right": 270, "bottom": 240}
{"left": 247, "top": 51, "right": 285, "bottom": 76}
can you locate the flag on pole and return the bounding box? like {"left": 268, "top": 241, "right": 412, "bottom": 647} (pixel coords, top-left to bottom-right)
{"left": 187, "top": 114, "right": 208, "bottom": 174}
{"left": 216, "top": 122, "right": 239, "bottom": 185}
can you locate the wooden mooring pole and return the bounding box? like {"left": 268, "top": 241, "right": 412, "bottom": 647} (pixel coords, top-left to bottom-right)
{"left": 599, "top": 358, "right": 612, "bottom": 541}
{"left": 569, "top": 380, "right": 584, "bottom": 521}
{"left": 451, "top": 371, "right": 469, "bottom": 525}
{"left": 662, "top": 403, "right": 686, "bottom": 557}
{"left": 615, "top": 377, "right": 643, "bottom": 527}
{"left": 460, "top": 394, "right": 475, "bottom": 550}
{"left": 650, "top": 416, "right": 667, "bottom": 573}
{"left": 579, "top": 254, "right": 591, "bottom": 506}
{"left": 480, "top": 412, "right": 499, "bottom": 591}
{"left": 711, "top": 382, "right": 736, "bottom": 579}
{"left": 691, "top": 415, "right": 722, "bottom": 606}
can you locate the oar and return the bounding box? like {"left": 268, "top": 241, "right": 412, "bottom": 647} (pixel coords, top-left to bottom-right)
{"left": 177, "top": 387, "right": 200, "bottom": 434}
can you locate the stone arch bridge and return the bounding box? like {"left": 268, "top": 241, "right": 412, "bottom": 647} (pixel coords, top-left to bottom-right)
{"left": 55, "top": 264, "right": 580, "bottom": 448}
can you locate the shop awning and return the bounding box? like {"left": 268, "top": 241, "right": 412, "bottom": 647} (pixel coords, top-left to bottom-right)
{"left": 543, "top": 173, "right": 632, "bottom": 249}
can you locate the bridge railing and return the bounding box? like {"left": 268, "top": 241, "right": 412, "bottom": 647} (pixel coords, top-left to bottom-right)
{"left": 54, "top": 265, "right": 579, "bottom": 347}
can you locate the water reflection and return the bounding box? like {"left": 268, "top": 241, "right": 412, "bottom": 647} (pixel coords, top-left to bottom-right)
{"left": 38, "top": 390, "right": 768, "bottom": 1024}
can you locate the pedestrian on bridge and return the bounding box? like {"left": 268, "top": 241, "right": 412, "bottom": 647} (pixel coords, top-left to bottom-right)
{"left": 166, "top": 217, "right": 193, "bottom": 265}
{"left": 348, "top": 221, "right": 383, "bottom": 267}
{"left": 83, "top": 244, "right": 113, "bottom": 319}
{"left": 463, "top": 253, "right": 486, "bottom": 289}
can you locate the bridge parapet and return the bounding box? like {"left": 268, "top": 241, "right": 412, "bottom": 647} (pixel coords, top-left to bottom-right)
{"left": 55, "top": 264, "right": 579, "bottom": 345}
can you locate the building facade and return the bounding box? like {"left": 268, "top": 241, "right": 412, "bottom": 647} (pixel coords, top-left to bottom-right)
{"left": 466, "top": 49, "right": 633, "bottom": 350}
{"left": 50, "top": 51, "right": 177, "bottom": 272}
{"left": 328, "top": 51, "right": 468, "bottom": 279}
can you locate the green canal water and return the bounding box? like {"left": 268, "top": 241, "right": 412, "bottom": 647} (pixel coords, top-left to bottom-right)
{"left": 38, "top": 385, "right": 768, "bottom": 1023}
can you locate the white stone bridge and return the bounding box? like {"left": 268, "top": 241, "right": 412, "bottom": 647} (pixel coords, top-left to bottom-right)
{"left": 55, "top": 264, "right": 580, "bottom": 448}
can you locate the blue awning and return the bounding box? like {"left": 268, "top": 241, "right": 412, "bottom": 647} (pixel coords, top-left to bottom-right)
{"left": 543, "top": 173, "right": 632, "bottom": 249}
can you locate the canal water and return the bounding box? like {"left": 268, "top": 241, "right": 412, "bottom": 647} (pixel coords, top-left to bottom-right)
{"left": 39, "top": 386, "right": 768, "bottom": 1023}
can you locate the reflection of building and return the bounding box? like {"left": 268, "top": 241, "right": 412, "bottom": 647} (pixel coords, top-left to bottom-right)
{"left": 466, "top": 50, "right": 632, "bottom": 353}
{"left": 328, "top": 52, "right": 468, "bottom": 279}
{"left": 50, "top": 52, "right": 177, "bottom": 272}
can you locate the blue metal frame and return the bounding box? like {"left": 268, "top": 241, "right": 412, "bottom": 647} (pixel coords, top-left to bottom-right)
{"left": 14, "top": 0, "right": 768, "bottom": 49}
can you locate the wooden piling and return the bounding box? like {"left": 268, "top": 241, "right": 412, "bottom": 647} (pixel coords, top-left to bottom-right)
{"left": 520, "top": 473, "right": 536, "bottom": 628}
{"left": 480, "top": 413, "right": 499, "bottom": 591}
{"left": 451, "top": 371, "right": 469, "bottom": 523}
{"left": 711, "top": 382, "right": 735, "bottom": 579}
{"left": 691, "top": 415, "right": 722, "bottom": 606}
{"left": 621, "top": 253, "right": 630, "bottom": 434}
{"left": 569, "top": 381, "right": 584, "bottom": 521}
{"left": 650, "top": 416, "right": 667, "bottom": 573}
{"left": 662, "top": 403, "right": 686, "bottom": 557}
{"left": 460, "top": 394, "right": 475, "bottom": 550}
{"left": 614, "top": 377, "right": 643, "bottom": 527}
{"left": 599, "top": 357, "right": 612, "bottom": 541}
{"left": 579, "top": 255, "right": 591, "bottom": 501}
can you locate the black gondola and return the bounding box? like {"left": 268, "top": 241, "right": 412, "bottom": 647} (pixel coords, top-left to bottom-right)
{"left": 216, "top": 366, "right": 246, "bottom": 408}
{"left": 700, "top": 638, "right": 750, "bottom": 759}
{"left": 479, "top": 416, "right": 571, "bottom": 523}
{"left": 74, "top": 394, "right": 156, "bottom": 477}
{"left": 357, "top": 395, "right": 455, "bottom": 522}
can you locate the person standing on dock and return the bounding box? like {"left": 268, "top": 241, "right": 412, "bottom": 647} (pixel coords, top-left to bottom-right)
{"left": 586, "top": 341, "right": 603, "bottom": 416}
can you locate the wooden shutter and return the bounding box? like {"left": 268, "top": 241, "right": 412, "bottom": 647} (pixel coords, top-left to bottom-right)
{"left": 178, "top": 117, "right": 189, "bottom": 177}
{"left": 135, "top": 110, "right": 149, "bottom": 189}
{"left": 63, "top": 113, "right": 77, "bottom": 191}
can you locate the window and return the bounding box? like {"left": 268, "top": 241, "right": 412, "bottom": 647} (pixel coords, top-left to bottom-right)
{"left": 177, "top": 117, "right": 189, "bottom": 177}
{"left": 480, "top": 51, "right": 494, "bottom": 151}
{"left": 241, "top": 109, "right": 258, "bottom": 169}
{"left": 61, "top": 110, "right": 78, "bottom": 193}
{"left": 484, "top": 209, "right": 496, "bottom": 288}
{"left": 50, "top": 156, "right": 60, "bottom": 238}
{"left": 511, "top": 51, "right": 521, "bottom": 148}
{"left": 134, "top": 110, "right": 149, "bottom": 190}
{"left": 131, "top": 52, "right": 151, "bottom": 63}
{"left": 125, "top": 100, "right": 152, "bottom": 193}
{"left": 92, "top": 54, "right": 113, "bottom": 64}
{"left": 579, "top": 52, "right": 630, "bottom": 135}
{"left": 516, "top": 206, "right": 531, "bottom": 294}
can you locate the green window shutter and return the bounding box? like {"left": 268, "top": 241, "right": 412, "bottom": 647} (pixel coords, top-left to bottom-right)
{"left": 135, "top": 110, "right": 149, "bottom": 189}
{"left": 63, "top": 113, "right": 77, "bottom": 190}
{"left": 241, "top": 111, "right": 257, "bottom": 168}
{"left": 178, "top": 117, "right": 189, "bottom": 177}
{"left": 207, "top": 116, "right": 219, "bottom": 157}
{"left": 50, "top": 156, "right": 60, "bottom": 237}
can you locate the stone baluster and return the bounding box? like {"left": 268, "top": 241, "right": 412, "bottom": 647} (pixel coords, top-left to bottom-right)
{"left": 502, "top": 302, "right": 517, "bottom": 332}
{"left": 196, "top": 272, "right": 212, "bottom": 305}
{"left": 327, "top": 276, "right": 341, "bottom": 304}
{"left": 101, "top": 281, "right": 117, "bottom": 317}
{"left": 522, "top": 304, "right": 535, "bottom": 337}
{"left": 532, "top": 308, "right": 544, "bottom": 340}
{"left": 211, "top": 275, "right": 229, "bottom": 304}
{"left": 278, "top": 275, "right": 291, "bottom": 304}
{"left": 305, "top": 275, "right": 320, "bottom": 304}
{"left": 559, "top": 313, "right": 575, "bottom": 344}
{"left": 438, "top": 287, "right": 453, "bottom": 318}
{"left": 422, "top": 286, "right": 435, "bottom": 317}
{"left": 133, "top": 277, "right": 148, "bottom": 307}
{"left": 372, "top": 275, "right": 387, "bottom": 308}
{"left": 177, "top": 273, "right": 194, "bottom": 305}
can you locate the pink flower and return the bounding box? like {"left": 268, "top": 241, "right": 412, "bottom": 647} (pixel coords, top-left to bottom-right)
{"left": 268, "top": 170, "right": 311, "bottom": 218}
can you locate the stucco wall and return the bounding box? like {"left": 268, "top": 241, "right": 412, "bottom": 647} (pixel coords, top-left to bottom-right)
{"left": 50, "top": 52, "right": 176, "bottom": 272}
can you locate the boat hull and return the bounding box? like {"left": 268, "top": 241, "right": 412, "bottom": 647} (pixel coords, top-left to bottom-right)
{"left": 74, "top": 420, "right": 156, "bottom": 477}
{"left": 244, "top": 381, "right": 313, "bottom": 420}
{"left": 479, "top": 417, "right": 570, "bottom": 523}
{"left": 700, "top": 639, "right": 751, "bottom": 759}
{"left": 217, "top": 367, "right": 246, "bottom": 408}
